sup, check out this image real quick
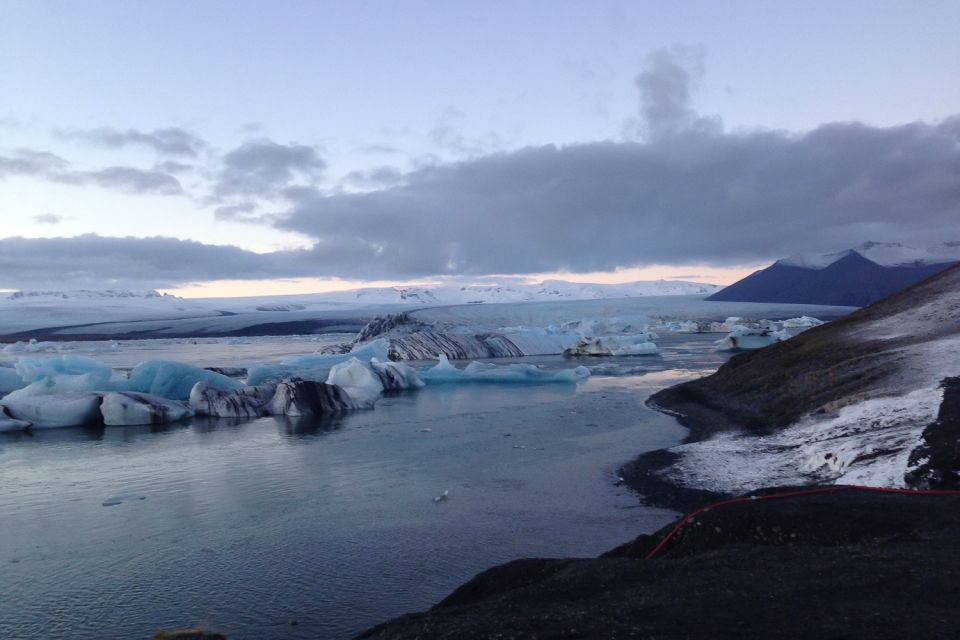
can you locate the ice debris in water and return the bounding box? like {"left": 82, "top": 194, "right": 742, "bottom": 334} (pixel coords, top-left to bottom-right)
{"left": 420, "top": 355, "right": 590, "bottom": 384}
{"left": 102, "top": 492, "right": 147, "bottom": 507}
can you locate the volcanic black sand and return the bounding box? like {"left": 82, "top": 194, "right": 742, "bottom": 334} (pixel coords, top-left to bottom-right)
{"left": 356, "top": 266, "right": 960, "bottom": 639}
{"left": 357, "top": 488, "right": 960, "bottom": 639}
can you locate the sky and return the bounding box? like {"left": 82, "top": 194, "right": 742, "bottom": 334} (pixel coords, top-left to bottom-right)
{"left": 1, "top": 0, "right": 958, "bottom": 296}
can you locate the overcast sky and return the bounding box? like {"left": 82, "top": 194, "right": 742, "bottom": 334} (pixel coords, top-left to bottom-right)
{"left": 1, "top": 0, "right": 958, "bottom": 295}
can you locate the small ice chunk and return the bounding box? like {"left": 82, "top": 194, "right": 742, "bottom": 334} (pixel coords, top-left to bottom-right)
{"left": 102, "top": 492, "right": 147, "bottom": 507}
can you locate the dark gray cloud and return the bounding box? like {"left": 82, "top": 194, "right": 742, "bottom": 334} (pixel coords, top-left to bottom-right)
{"left": 154, "top": 160, "right": 193, "bottom": 174}
{"left": 343, "top": 165, "right": 404, "bottom": 189}
{"left": 1, "top": 148, "right": 182, "bottom": 195}
{"left": 268, "top": 114, "right": 960, "bottom": 278}
{"left": 0, "top": 234, "right": 306, "bottom": 289}
{"left": 56, "top": 126, "right": 206, "bottom": 157}
{"left": 213, "top": 140, "right": 325, "bottom": 198}
{"left": 52, "top": 166, "right": 183, "bottom": 195}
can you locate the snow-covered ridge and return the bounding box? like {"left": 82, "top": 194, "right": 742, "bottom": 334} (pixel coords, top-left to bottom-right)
{"left": 5, "top": 289, "right": 176, "bottom": 301}
{"left": 339, "top": 279, "right": 721, "bottom": 305}
{"left": 777, "top": 241, "right": 960, "bottom": 270}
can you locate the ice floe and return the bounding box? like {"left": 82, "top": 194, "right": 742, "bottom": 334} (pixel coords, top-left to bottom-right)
{"left": 420, "top": 355, "right": 589, "bottom": 384}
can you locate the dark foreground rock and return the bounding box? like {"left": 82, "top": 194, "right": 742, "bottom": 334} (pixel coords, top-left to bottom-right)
{"left": 357, "top": 488, "right": 960, "bottom": 639}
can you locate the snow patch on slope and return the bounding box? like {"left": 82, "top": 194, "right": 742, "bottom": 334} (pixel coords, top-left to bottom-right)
{"left": 665, "top": 387, "right": 944, "bottom": 493}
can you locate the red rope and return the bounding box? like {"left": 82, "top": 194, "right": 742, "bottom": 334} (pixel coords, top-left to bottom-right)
{"left": 644, "top": 485, "right": 960, "bottom": 560}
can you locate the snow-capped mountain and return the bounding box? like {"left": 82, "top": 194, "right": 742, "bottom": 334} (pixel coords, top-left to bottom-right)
{"left": 777, "top": 242, "right": 960, "bottom": 270}
{"left": 708, "top": 242, "right": 960, "bottom": 307}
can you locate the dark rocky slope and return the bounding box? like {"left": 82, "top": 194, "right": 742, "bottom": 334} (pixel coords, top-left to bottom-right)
{"left": 654, "top": 262, "right": 960, "bottom": 438}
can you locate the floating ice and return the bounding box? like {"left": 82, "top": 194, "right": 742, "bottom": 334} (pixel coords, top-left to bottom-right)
{"left": 0, "top": 363, "right": 26, "bottom": 396}
{"left": 7, "top": 355, "right": 116, "bottom": 400}
{"left": 714, "top": 326, "right": 781, "bottom": 352}
{"left": 246, "top": 339, "right": 390, "bottom": 385}
{"left": 2, "top": 392, "right": 104, "bottom": 428}
{"left": 420, "top": 355, "right": 589, "bottom": 384}
{"left": 563, "top": 335, "right": 659, "bottom": 357}
{"left": 0, "top": 406, "right": 31, "bottom": 432}
{"left": 326, "top": 358, "right": 385, "bottom": 409}
{"left": 101, "top": 492, "right": 147, "bottom": 507}
{"left": 100, "top": 391, "right": 193, "bottom": 426}
{"left": 265, "top": 379, "right": 356, "bottom": 417}
{"left": 121, "top": 360, "right": 243, "bottom": 401}
{"left": 189, "top": 382, "right": 277, "bottom": 418}
{"left": 370, "top": 358, "right": 424, "bottom": 391}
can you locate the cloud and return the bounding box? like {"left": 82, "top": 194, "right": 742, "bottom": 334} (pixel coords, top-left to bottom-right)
{"left": 213, "top": 140, "right": 326, "bottom": 198}
{"left": 56, "top": 126, "right": 206, "bottom": 157}
{"left": 154, "top": 160, "right": 193, "bottom": 174}
{"left": 32, "top": 213, "right": 68, "bottom": 225}
{"left": 267, "top": 112, "right": 960, "bottom": 278}
{"left": 343, "top": 165, "right": 404, "bottom": 189}
{"left": 0, "top": 149, "right": 69, "bottom": 178}
{"left": 0, "top": 234, "right": 301, "bottom": 289}
{"left": 52, "top": 166, "right": 183, "bottom": 195}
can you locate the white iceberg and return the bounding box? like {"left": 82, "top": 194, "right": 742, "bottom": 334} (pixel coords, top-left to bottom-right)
{"left": 0, "top": 406, "right": 31, "bottom": 432}
{"left": 2, "top": 392, "right": 104, "bottom": 428}
{"left": 420, "top": 355, "right": 590, "bottom": 384}
{"left": 326, "top": 358, "right": 385, "bottom": 409}
{"left": 100, "top": 391, "right": 193, "bottom": 426}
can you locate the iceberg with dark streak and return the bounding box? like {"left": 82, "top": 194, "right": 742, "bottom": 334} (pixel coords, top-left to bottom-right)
{"left": 189, "top": 381, "right": 278, "bottom": 418}
{"left": 265, "top": 379, "right": 357, "bottom": 417}
{"left": 100, "top": 391, "right": 193, "bottom": 426}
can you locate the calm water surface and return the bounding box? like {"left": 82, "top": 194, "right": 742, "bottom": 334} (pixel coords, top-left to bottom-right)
{"left": 0, "top": 335, "right": 728, "bottom": 639}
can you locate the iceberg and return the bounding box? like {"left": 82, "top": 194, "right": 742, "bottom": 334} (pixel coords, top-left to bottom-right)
{"left": 0, "top": 363, "right": 26, "bottom": 396}
{"left": 562, "top": 335, "right": 659, "bottom": 357}
{"left": 100, "top": 391, "right": 193, "bottom": 426}
{"left": 2, "top": 392, "right": 104, "bottom": 428}
{"left": 0, "top": 406, "right": 31, "bottom": 432}
{"left": 420, "top": 355, "right": 590, "bottom": 385}
{"left": 189, "top": 382, "right": 278, "bottom": 418}
{"left": 265, "top": 379, "right": 356, "bottom": 417}
{"left": 246, "top": 339, "right": 390, "bottom": 385}
{"left": 121, "top": 360, "right": 243, "bottom": 401}
{"left": 326, "top": 358, "right": 385, "bottom": 409}
{"left": 370, "top": 358, "right": 424, "bottom": 391}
